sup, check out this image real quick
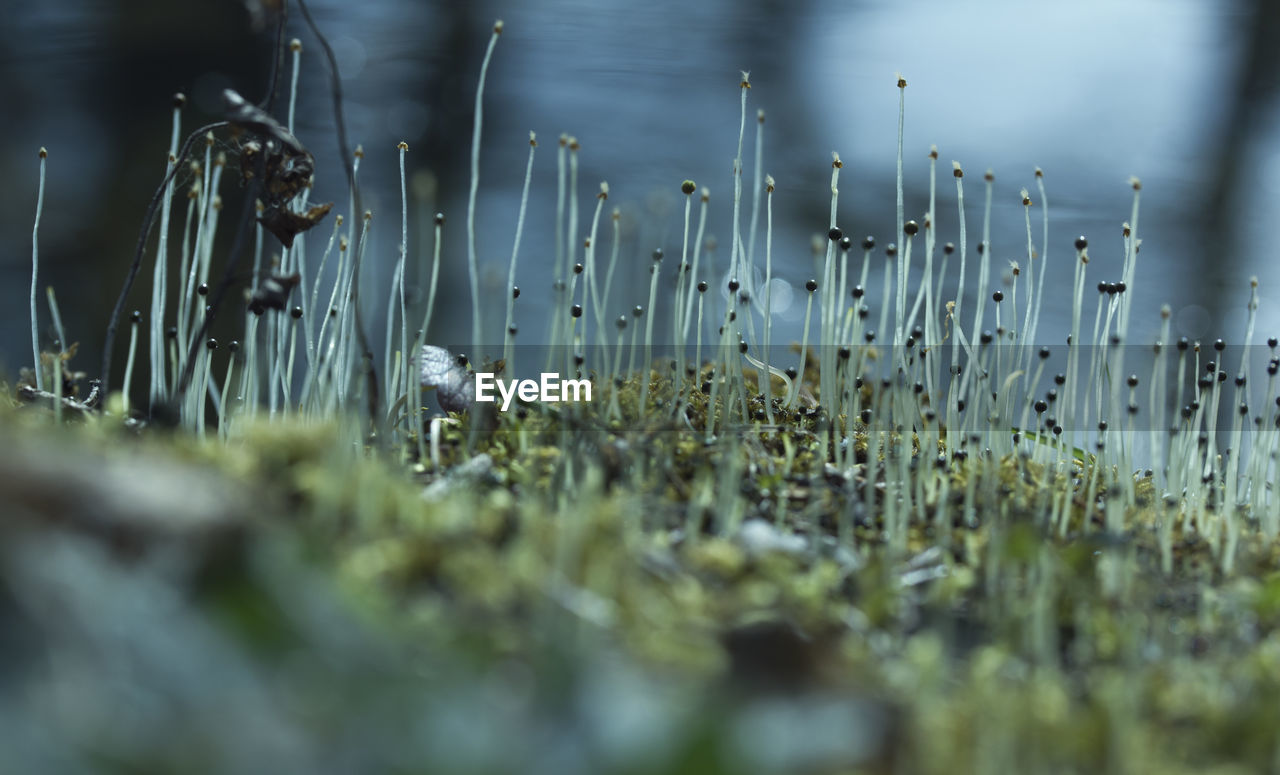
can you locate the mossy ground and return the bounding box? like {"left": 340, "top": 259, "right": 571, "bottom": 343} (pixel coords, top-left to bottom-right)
{"left": 6, "top": 364, "right": 1280, "bottom": 774}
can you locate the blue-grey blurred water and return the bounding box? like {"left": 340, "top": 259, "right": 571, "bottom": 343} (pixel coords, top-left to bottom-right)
{"left": 0, "top": 0, "right": 1272, "bottom": 390}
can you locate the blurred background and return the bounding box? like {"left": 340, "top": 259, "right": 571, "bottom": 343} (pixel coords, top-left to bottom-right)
{"left": 1, "top": 0, "right": 1276, "bottom": 396}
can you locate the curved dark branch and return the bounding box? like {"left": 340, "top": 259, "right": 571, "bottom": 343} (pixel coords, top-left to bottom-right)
{"left": 100, "top": 120, "right": 229, "bottom": 397}
{"left": 174, "top": 187, "right": 260, "bottom": 399}
{"left": 296, "top": 0, "right": 380, "bottom": 428}
{"left": 259, "top": 2, "right": 290, "bottom": 113}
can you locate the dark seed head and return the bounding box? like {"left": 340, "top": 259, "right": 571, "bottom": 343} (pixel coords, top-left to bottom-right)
{"left": 206, "top": 338, "right": 218, "bottom": 350}
{"left": 681, "top": 179, "right": 696, "bottom": 195}
{"left": 992, "top": 291, "right": 1003, "bottom": 302}
{"left": 512, "top": 285, "right": 520, "bottom": 299}
{"left": 1074, "top": 236, "right": 1087, "bottom": 250}
{"left": 904, "top": 220, "right": 919, "bottom": 236}
{"left": 839, "top": 236, "right": 852, "bottom": 252}
{"left": 862, "top": 236, "right": 875, "bottom": 251}
{"left": 805, "top": 279, "right": 818, "bottom": 293}
{"left": 570, "top": 304, "right": 583, "bottom": 318}
{"left": 616, "top": 316, "right": 627, "bottom": 330}
{"left": 652, "top": 248, "right": 663, "bottom": 262}
{"left": 130, "top": 310, "right": 142, "bottom": 324}
{"left": 697, "top": 281, "right": 708, "bottom": 293}
{"left": 291, "top": 306, "right": 303, "bottom": 319}
{"left": 1127, "top": 374, "right": 1139, "bottom": 387}
{"left": 197, "top": 283, "right": 208, "bottom": 296}
{"left": 728, "top": 278, "right": 740, "bottom": 293}
{"left": 229, "top": 340, "right": 240, "bottom": 353}
{"left": 828, "top": 227, "right": 843, "bottom": 242}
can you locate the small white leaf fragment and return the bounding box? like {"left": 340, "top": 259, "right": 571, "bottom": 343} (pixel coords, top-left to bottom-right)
{"left": 418, "top": 345, "right": 473, "bottom": 413}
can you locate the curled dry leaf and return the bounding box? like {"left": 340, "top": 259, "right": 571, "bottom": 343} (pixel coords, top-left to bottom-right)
{"left": 224, "top": 88, "right": 332, "bottom": 247}
{"left": 248, "top": 272, "right": 302, "bottom": 314}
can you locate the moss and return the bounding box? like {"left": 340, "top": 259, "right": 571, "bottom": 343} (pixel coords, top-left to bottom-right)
{"left": 13, "top": 371, "right": 1259, "bottom": 771}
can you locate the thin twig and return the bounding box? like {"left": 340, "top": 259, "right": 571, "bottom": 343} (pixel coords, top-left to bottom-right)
{"left": 174, "top": 189, "right": 260, "bottom": 398}
{"left": 17, "top": 380, "right": 102, "bottom": 416}
{"left": 175, "top": 6, "right": 295, "bottom": 402}
{"left": 259, "top": 2, "right": 289, "bottom": 113}
{"left": 296, "top": 0, "right": 380, "bottom": 429}
{"left": 101, "top": 120, "right": 229, "bottom": 397}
